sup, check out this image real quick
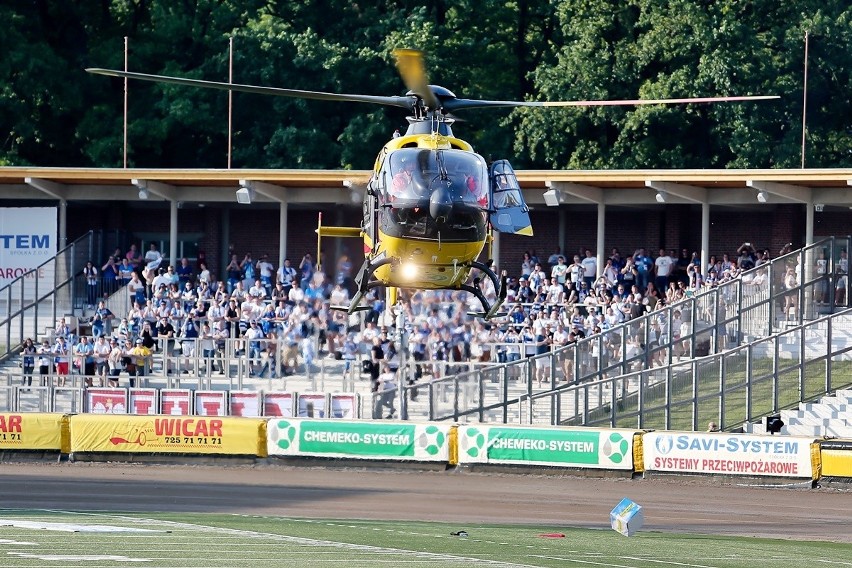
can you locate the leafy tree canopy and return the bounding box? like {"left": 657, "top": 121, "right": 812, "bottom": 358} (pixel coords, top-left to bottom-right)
{"left": 1, "top": 0, "right": 849, "bottom": 169}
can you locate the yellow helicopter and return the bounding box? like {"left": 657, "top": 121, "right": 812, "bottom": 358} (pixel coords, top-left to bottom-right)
{"left": 88, "top": 49, "right": 777, "bottom": 319}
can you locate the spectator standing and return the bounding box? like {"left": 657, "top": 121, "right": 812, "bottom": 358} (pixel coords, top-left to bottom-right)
{"left": 257, "top": 254, "right": 275, "bottom": 294}
{"left": 633, "top": 248, "right": 652, "bottom": 290}
{"left": 298, "top": 254, "right": 314, "bottom": 290}
{"left": 101, "top": 256, "right": 119, "bottom": 296}
{"left": 107, "top": 339, "right": 123, "bottom": 387}
{"left": 127, "top": 272, "right": 146, "bottom": 307}
{"left": 225, "top": 254, "right": 242, "bottom": 293}
{"left": 176, "top": 257, "right": 194, "bottom": 287}
{"left": 143, "top": 244, "right": 163, "bottom": 282}
{"left": 277, "top": 259, "right": 297, "bottom": 295}
{"left": 551, "top": 256, "right": 568, "bottom": 285}
{"left": 93, "top": 335, "right": 111, "bottom": 386}
{"left": 53, "top": 336, "right": 70, "bottom": 386}
{"left": 125, "top": 244, "right": 142, "bottom": 269}
{"left": 581, "top": 249, "right": 597, "bottom": 288}
{"left": 520, "top": 252, "right": 534, "bottom": 278}
{"left": 117, "top": 257, "right": 134, "bottom": 285}
{"left": 21, "top": 338, "right": 36, "bottom": 388}
{"left": 654, "top": 249, "right": 673, "bottom": 293}
{"left": 37, "top": 340, "right": 52, "bottom": 383}
{"left": 375, "top": 363, "right": 397, "bottom": 419}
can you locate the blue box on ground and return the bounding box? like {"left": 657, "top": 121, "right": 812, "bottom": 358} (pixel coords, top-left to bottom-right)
{"left": 610, "top": 497, "right": 644, "bottom": 536}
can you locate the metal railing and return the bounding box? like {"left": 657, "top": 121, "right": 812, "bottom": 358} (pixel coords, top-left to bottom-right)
{"left": 399, "top": 237, "right": 851, "bottom": 423}
{"left": 0, "top": 231, "right": 97, "bottom": 361}
{"left": 514, "top": 308, "right": 852, "bottom": 430}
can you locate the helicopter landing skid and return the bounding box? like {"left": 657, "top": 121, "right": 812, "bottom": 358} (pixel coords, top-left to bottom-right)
{"left": 329, "top": 256, "right": 399, "bottom": 315}
{"left": 459, "top": 261, "right": 508, "bottom": 320}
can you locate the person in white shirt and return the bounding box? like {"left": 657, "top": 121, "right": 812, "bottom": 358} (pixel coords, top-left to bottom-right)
{"left": 550, "top": 256, "right": 568, "bottom": 284}
{"left": 277, "top": 259, "right": 297, "bottom": 293}
{"left": 143, "top": 244, "right": 163, "bottom": 282}
{"left": 93, "top": 335, "right": 111, "bottom": 386}
{"left": 256, "top": 255, "right": 275, "bottom": 293}
{"left": 654, "top": 248, "right": 673, "bottom": 293}
{"left": 581, "top": 249, "right": 597, "bottom": 287}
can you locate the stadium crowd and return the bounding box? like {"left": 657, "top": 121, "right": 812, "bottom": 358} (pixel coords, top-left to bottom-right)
{"left": 22, "top": 240, "right": 832, "bottom": 400}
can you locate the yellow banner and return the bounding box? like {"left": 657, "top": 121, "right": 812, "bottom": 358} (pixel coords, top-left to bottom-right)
{"left": 0, "top": 413, "right": 67, "bottom": 452}
{"left": 820, "top": 449, "right": 852, "bottom": 478}
{"left": 69, "top": 414, "right": 266, "bottom": 457}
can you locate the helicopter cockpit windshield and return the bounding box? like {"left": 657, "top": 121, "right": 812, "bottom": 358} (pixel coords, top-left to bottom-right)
{"left": 378, "top": 148, "right": 488, "bottom": 242}
{"left": 384, "top": 148, "right": 488, "bottom": 207}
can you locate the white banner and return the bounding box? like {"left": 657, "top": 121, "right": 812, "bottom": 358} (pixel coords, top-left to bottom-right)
{"left": 0, "top": 207, "right": 57, "bottom": 290}
{"left": 643, "top": 432, "right": 814, "bottom": 478}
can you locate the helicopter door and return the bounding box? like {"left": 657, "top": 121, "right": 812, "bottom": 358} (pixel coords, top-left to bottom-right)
{"left": 489, "top": 160, "right": 533, "bottom": 236}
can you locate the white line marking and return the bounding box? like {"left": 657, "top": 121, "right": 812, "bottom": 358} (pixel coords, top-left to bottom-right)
{"left": 40, "top": 510, "right": 543, "bottom": 568}
{"left": 532, "top": 555, "right": 640, "bottom": 568}
{"left": 0, "top": 519, "right": 163, "bottom": 533}
{"left": 7, "top": 552, "right": 149, "bottom": 562}
{"left": 622, "top": 556, "right": 720, "bottom": 568}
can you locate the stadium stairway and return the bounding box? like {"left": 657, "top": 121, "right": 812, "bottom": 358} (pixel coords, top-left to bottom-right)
{"left": 743, "top": 389, "right": 852, "bottom": 438}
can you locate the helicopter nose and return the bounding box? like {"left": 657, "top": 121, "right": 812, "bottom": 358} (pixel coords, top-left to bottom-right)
{"left": 429, "top": 186, "right": 453, "bottom": 221}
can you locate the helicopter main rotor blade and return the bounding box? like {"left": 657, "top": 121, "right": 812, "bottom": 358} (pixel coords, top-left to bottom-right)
{"left": 393, "top": 49, "right": 440, "bottom": 111}
{"left": 443, "top": 94, "right": 780, "bottom": 112}
{"left": 86, "top": 68, "right": 416, "bottom": 110}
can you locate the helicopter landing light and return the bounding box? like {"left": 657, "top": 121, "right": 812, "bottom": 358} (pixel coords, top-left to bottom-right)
{"left": 401, "top": 262, "right": 419, "bottom": 280}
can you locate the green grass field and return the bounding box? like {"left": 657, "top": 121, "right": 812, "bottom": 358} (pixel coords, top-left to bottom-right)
{"left": 0, "top": 509, "right": 849, "bottom": 568}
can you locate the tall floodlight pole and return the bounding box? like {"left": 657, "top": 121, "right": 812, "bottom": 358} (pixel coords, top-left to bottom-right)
{"left": 801, "top": 31, "right": 809, "bottom": 169}
{"left": 123, "top": 36, "right": 128, "bottom": 168}
{"left": 228, "top": 36, "right": 234, "bottom": 169}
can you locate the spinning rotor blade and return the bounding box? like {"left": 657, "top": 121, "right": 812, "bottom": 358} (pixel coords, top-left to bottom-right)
{"left": 393, "top": 49, "right": 440, "bottom": 111}
{"left": 443, "top": 94, "right": 780, "bottom": 112}
{"left": 86, "top": 68, "right": 416, "bottom": 110}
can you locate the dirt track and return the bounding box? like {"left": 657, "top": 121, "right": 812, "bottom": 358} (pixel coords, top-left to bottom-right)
{"left": 1, "top": 462, "right": 849, "bottom": 543}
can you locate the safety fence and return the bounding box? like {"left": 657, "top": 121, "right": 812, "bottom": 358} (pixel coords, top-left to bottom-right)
{"left": 1, "top": 386, "right": 363, "bottom": 418}
{"left": 0, "top": 231, "right": 98, "bottom": 360}
{"left": 5, "top": 412, "right": 849, "bottom": 482}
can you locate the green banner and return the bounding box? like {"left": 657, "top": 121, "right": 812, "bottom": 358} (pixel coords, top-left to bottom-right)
{"left": 458, "top": 425, "right": 633, "bottom": 469}
{"left": 298, "top": 421, "right": 417, "bottom": 457}
{"left": 487, "top": 427, "right": 601, "bottom": 464}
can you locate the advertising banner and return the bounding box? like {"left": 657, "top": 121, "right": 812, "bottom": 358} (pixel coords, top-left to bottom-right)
{"left": 160, "top": 389, "right": 191, "bottom": 415}
{"left": 297, "top": 393, "right": 327, "bottom": 418}
{"left": 263, "top": 392, "right": 293, "bottom": 417}
{"left": 230, "top": 392, "right": 261, "bottom": 417}
{"left": 267, "top": 419, "right": 451, "bottom": 462}
{"left": 330, "top": 394, "right": 359, "bottom": 419}
{"left": 194, "top": 391, "right": 227, "bottom": 416}
{"left": 643, "top": 432, "right": 815, "bottom": 478}
{"left": 129, "top": 388, "right": 157, "bottom": 415}
{"left": 456, "top": 425, "right": 634, "bottom": 470}
{"left": 0, "top": 207, "right": 57, "bottom": 292}
{"left": 69, "top": 414, "right": 266, "bottom": 456}
{"left": 86, "top": 388, "right": 128, "bottom": 414}
{"left": 0, "top": 413, "right": 67, "bottom": 452}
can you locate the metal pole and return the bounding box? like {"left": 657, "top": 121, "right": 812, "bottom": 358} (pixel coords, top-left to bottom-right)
{"left": 123, "top": 36, "right": 128, "bottom": 168}
{"left": 228, "top": 36, "right": 234, "bottom": 169}
{"left": 801, "top": 30, "right": 809, "bottom": 169}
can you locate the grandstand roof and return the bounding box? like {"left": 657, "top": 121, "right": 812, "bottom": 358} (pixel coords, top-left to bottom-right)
{"left": 1, "top": 167, "right": 850, "bottom": 206}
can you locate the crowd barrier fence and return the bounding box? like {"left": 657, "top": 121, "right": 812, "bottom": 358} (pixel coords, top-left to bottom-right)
{"left": 3, "top": 411, "right": 841, "bottom": 482}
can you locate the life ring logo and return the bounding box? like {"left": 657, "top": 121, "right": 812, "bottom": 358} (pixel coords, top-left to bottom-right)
{"left": 654, "top": 434, "right": 674, "bottom": 455}
{"left": 109, "top": 421, "right": 154, "bottom": 447}
{"left": 461, "top": 427, "right": 486, "bottom": 458}
{"left": 416, "top": 425, "right": 445, "bottom": 456}
{"left": 271, "top": 420, "right": 298, "bottom": 450}
{"left": 601, "top": 432, "right": 630, "bottom": 464}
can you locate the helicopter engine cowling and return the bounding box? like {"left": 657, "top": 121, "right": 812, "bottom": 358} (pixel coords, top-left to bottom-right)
{"left": 429, "top": 186, "right": 453, "bottom": 222}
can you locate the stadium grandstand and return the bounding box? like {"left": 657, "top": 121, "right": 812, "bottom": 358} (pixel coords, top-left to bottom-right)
{"left": 1, "top": 167, "right": 851, "bottom": 429}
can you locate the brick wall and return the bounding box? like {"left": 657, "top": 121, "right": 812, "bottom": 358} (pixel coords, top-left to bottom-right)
{"left": 65, "top": 200, "right": 835, "bottom": 279}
